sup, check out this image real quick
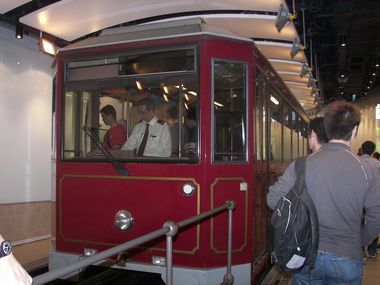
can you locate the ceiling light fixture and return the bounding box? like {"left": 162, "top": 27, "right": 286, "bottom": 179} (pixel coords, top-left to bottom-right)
{"left": 15, "top": 24, "right": 23, "bottom": 39}
{"left": 290, "top": 38, "right": 305, "bottom": 58}
{"left": 300, "top": 63, "right": 310, "bottom": 78}
{"left": 39, "top": 38, "right": 56, "bottom": 56}
{"left": 339, "top": 33, "right": 346, "bottom": 47}
{"left": 275, "top": 3, "right": 296, "bottom": 32}
{"left": 38, "top": 31, "right": 57, "bottom": 56}
{"left": 307, "top": 76, "right": 317, "bottom": 88}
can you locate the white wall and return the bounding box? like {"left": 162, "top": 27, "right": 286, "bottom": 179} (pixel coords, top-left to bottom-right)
{"left": 0, "top": 23, "right": 54, "bottom": 203}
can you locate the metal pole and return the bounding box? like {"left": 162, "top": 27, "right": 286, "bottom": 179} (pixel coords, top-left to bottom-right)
{"left": 33, "top": 201, "right": 233, "bottom": 285}
{"left": 163, "top": 221, "right": 178, "bottom": 285}
{"left": 33, "top": 227, "right": 169, "bottom": 285}
{"left": 166, "top": 235, "right": 173, "bottom": 285}
{"left": 220, "top": 201, "right": 235, "bottom": 285}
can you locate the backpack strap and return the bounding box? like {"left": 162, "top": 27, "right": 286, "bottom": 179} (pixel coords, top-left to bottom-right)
{"left": 294, "top": 156, "right": 320, "bottom": 268}
{"left": 293, "top": 157, "right": 306, "bottom": 196}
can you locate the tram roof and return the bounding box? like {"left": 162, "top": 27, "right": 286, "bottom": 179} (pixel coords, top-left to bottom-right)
{"left": 60, "top": 18, "right": 253, "bottom": 52}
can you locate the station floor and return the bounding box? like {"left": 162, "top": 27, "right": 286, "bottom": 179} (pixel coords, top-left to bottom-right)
{"left": 261, "top": 249, "right": 380, "bottom": 285}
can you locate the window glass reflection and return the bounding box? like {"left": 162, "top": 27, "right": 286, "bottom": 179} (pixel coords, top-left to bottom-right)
{"left": 213, "top": 60, "right": 247, "bottom": 162}
{"left": 62, "top": 47, "right": 199, "bottom": 162}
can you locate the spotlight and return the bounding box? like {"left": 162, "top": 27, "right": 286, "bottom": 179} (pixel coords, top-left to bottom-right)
{"left": 339, "top": 33, "right": 346, "bottom": 47}
{"left": 275, "top": 4, "right": 295, "bottom": 32}
{"left": 39, "top": 37, "right": 57, "bottom": 56}
{"left": 307, "top": 76, "right": 317, "bottom": 88}
{"left": 15, "top": 24, "right": 23, "bottom": 39}
{"left": 300, "top": 63, "right": 310, "bottom": 78}
{"left": 311, "top": 86, "right": 319, "bottom": 96}
{"left": 290, "top": 38, "right": 304, "bottom": 58}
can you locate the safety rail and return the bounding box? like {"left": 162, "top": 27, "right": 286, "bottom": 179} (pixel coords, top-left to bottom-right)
{"left": 33, "top": 200, "right": 236, "bottom": 285}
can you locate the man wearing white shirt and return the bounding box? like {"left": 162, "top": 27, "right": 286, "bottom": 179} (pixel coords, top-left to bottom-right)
{"left": 121, "top": 98, "right": 171, "bottom": 157}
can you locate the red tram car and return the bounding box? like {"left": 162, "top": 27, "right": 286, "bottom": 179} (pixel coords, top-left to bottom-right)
{"left": 51, "top": 19, "right": 309, "bottom": 284}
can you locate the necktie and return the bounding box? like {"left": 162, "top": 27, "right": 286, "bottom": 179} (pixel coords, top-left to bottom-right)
{"left": 137, "top": 123, "right": 149, "bottom": 156}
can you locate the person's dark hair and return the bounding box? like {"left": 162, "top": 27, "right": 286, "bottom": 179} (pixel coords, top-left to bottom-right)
{"left": 137, "top": 97, "right": 156, "bottom": 111}
{"left": 373, "top": 152, "right": 380, "bottom": 160}
{"left": 186, "top": 107, "right": 196, "bottom": 121}
{"left": 167, "top": 106, "right": 178, "bottom": 119}
{"left": 323, "top": 100, "right": 361, "bottom": 141}
{"left": 308, "top": 117, "right": 328, "bottom": 143}
{"left": 361, "top": 140, "right": 376, "bottom": 156}
{"left": 100, "top": 105, "right": 116, "bottom": 119}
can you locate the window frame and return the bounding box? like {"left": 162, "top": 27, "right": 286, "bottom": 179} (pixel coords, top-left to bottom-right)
{"left": 211, "top": 58, "right": 249, "bottom": 164}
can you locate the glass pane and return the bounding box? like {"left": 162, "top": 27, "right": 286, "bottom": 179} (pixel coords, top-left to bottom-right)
{"left": 252, "top": 69, "right": 269, "bottom": 261}
{"left": 213, "top": 60, "right": 247, "bottom": 162}
{"left": 269, "top": 92, "right": 282, "bottom": 162}
{"left": 63, "top": 92, "right": 77, "bottom": 159}
{"left": 283, "top": 104, "right": 292, "bottom": 162}
{"left": 62, "top": 47, "right": 198, "bottom": 162}
{"left": 298, "top": 116, "right": 304, "bottom": 157}
{"left": 67, "top": 49, "right": 195, "bottom": 81}
{"left": 292, "top": 111, "right": 299, "bottom": 159}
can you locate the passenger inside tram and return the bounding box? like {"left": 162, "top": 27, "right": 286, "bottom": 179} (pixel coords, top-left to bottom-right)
{"left": 121, "top": 97, "right": 172, "bottom": 157}
{"left": 166, "top": 105, "right": 179, "bottom": 156}
{"left": 183, "top": 107, "right": 197, "bottom": 155}
{"left": 87, "top": 104, "right": 127, "bottom": 156}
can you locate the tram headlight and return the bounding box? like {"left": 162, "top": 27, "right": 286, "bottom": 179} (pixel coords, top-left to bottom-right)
{"left": 114, "top": 210, "right": 134, "bottom": 231}
{"left": 182, "top": 183, "right": 195, "bottom": 196}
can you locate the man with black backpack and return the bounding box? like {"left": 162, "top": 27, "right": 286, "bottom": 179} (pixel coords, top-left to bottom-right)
{"left": 267, "top": 101, "right": 380, "bottom": 284}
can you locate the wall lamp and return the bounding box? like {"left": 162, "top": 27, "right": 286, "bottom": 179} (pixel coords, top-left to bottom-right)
{"left": 15, "top": 24, "right": 23, "bottom": 39}
{"left": 275, "top": 4, "right": 295, "bottom": 32}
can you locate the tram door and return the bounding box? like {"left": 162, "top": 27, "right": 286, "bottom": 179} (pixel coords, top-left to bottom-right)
{"left": 203, "top": 39, "right": 254, "bottom": 266}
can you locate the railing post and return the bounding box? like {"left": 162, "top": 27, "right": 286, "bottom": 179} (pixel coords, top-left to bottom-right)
{"left": 32, "top": 201, "right": 232, "bottom": 285}
{"left": 163, "top": 221, "right": 178, "bottom": 285}
{"left": 220, "top": 200, "right": 235, "bottom": 285}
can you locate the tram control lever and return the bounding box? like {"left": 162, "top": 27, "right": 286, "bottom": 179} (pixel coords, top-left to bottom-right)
{"left": 82, "top": 126, "right": 130, "bottom": 176}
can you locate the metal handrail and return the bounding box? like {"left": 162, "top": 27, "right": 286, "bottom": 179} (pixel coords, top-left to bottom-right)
{"left": 33, "top": 200, "right": 235, "bottom": 285}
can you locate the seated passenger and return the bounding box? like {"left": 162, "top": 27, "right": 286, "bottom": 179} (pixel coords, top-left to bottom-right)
{"left": 88, "top": 105, "right": 127, "bottom": 156}
{"left": 183, "top": 107, "right": 197, "bottom": 154}
{"left": 121, "top": 98, "right": 171, "bottom": 157}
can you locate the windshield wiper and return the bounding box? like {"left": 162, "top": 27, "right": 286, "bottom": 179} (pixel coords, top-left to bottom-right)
{"left": 82, "top": 126, "right": 130, "bottom": 176}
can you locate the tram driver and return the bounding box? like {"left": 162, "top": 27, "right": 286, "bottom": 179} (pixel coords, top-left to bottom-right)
{"left": 121, "top": 98, "right": 171, "bottom": 157}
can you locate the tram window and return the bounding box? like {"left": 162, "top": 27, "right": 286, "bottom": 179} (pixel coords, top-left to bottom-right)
{"left": 283, "top": 104, "right": 292, "bottom": 162}
{"left": 291, "top": 111, "right": 299, "bottom": 159}
{"left": 67, "top": 49, "right": 195, "bottom": 82}
{"left": 302, "top": 120, "right": 308, "bottom": 155}
{"left": 62, "top": 46, "right": 199, "bottom": 162}
{"left": 269, "top": 93, "right": 282, "bottom": 162}
{"left": 297, "top": 116, "right": 305, "bottom": 156}
{"left": 212, "top": 60, "right": 247, "bottom": 163}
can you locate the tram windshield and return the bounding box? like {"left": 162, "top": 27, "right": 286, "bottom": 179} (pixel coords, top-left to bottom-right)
{"left": 62, "top": 47, "right": 199, "bottom": 162}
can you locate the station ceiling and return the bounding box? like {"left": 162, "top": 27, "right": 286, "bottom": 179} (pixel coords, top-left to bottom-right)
{"left": 286, "top": 0, "right": 380, "bottom": 105}
{"left": 1, "top": 0, "right": 379, "bottom": 114}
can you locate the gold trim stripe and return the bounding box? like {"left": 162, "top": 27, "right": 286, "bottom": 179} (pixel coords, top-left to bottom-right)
{"left": 210, "top": 177, "right": 248, "bottom": 254}
{"left": 59, "top": 174, "right": 200, "bottom": 254}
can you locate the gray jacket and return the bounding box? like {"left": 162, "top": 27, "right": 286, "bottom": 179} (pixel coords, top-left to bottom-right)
{"left": 267, "top": 143, "right": 380, "bottom": 259}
